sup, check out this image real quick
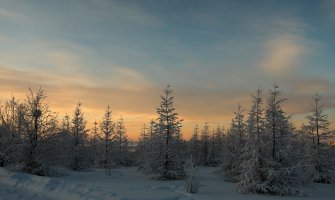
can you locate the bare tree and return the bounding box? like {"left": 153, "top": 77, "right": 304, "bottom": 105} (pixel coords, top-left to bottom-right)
{"left": 23, "top": 88, "right": 58, "bottom": 175}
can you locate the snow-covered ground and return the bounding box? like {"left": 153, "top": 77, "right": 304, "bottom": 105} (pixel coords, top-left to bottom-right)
{"left": 0, "top": 167, "right": 334, "bottom": 200}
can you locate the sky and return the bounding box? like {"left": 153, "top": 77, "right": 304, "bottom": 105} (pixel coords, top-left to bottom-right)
{"left": 0, "top": 0, "right": 334, "bottom": 140}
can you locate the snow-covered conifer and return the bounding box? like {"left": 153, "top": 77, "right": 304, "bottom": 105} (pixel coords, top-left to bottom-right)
{"left": 200, "top": 123, "right": 210, "bottom": 166}
{"left": 189, "top": 125, "right": 201, "bottom": 166}
{"left": 90, "top": 121, "right": 101, "bottom": 166}
{"left": 306, "top": 93, "right": 334, "bottom": 183}
{"left": 227, "top": 104, "right": 246, "bottom": 180}
{"left": 152, "top": 85, "right": 185, "bottom": 180}
{"left": 184, "top": 156, "right": 202, "bottom": 194}
{"left": 114, "top": 116, "right": 129, "bottom": 166}
{"left": 257, "top": 84, "right": 309, "bottom": 195}
{"left": 100, "top": 105, "right": 114, "bottom": 175}
{"left": 237, "top": 89, "right": 265, "bottom": 193}
{"left": 71, "top": 102, "right": 88, "bottom": 171}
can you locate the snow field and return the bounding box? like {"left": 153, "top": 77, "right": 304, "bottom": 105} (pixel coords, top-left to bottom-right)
{"left": 1, "top": 167, "right": 335, "bottom": 200}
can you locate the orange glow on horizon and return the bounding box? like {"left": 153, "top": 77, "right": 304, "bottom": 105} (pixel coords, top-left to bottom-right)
{"left": 1, "top": 86, "right": 334, "bottom": 141}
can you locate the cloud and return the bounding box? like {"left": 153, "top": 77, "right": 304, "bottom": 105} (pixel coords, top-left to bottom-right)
{"left": 45, "top": 51, "right": 83, "bottom": 70}
{"left": 0, "top": 65, "right": 250, "bottom": 138}
{"left": 106, "top": 67, "right": 154, "bottom": 91}
{"left": 1, "top": 65, "right": 335, "bottom": 139}
{"left": 1, "top": 36, "right": 90, "bottom": 70}
{"left": 324, "top": 0, "right": 335, "bottom": 22}
{"left": 0, "top": 65, "right": 157, "bottom": 139}
{"left": 290, "top": 77, "right": 333, "bottom": 95}
{"left": 0, "top": 9, "right": 22, "bottom": 20}
{"left": 1, "top": 1, "right": 335, "bottom": 138}
{"left": 281, "top": 76, "right": 335, "bottom": 114}
{"left": 81, "top": 0, "right": 161, "bottom": 26}
{"left": 260, "top": 34, "right": 304, "bottom": 74}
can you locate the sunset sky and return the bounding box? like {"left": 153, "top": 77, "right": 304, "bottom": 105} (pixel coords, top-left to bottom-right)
{"left": 0, "top": 0, "right": 334, "bottom": 140}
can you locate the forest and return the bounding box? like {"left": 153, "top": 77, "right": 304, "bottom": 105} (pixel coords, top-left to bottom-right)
{"left": 0, "top": 84, "right": 334, "bottom": 197}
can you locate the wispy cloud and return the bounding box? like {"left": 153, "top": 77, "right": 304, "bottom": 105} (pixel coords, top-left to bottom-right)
{"left": 77, "top": 0, "right": 161, "bottom": 26}
{"left": 1, "top": 65, "right": 334, "bottom": 139}
{"left": 260, "top": 34, "right": 304, "bottom": 74}
{"left": 107, "top": 67, "right": 153, "bottom": 90}
{"left": 0, "top": 8, "right": 22, "bottom": 20}
{"left": 290, "top": 77, "right": 333, "bottom": 95}
{"left": 1, "top": 0, "right": 335, "bottom": 138}
{"left": 0, "top": 65, "right": 156, "bottom": 139}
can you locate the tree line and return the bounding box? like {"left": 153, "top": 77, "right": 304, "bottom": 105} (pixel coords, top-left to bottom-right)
{"left": 0, "top": 85, "right": 334, "bottom": 195}
{"left": 0, "top": 88, "right": 131, "bottom": 176}
{"left": 136, "top": 84, "right": 334, "bottom": 195}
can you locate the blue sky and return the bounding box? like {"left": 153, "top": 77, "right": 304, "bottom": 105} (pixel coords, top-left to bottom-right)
{"left": 0, "top": 0, "right": 334, "bottom": 138}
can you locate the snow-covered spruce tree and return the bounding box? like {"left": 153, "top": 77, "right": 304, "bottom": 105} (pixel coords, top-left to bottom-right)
{"left": 137, "top": 123, "right": 149, "bottom": 170}
{"left": 189, "top": 124, "right": 201, "bottom": 166}
{"left": 208, "top": 127, "right": 224, "bottom": 167}
{"left": 152, "top": 85, "right": 185, "bottom": 180}
{"left": 296, "top": 124, "right": 310, "bottom": 161}
{"left": 213, "top": 125, "right": 225, "bottom": 166}
{"left": 306, "top": 93, "right": 334, "bottom": 183}
{"left": 265, "top": 85, "right": 288, "bottom": 163}
{"left": 113, "top": 116, "right": 129, "bottom": 166}
{"left": 258, "top": 84, "right": 309, "bottom": 195}
{"left": 236, "top": 89, "right": 266, "bottom": 193}
{"left": 90, "top": 121, "right": 101, "bottom": 167}
{"left": 218, "top": 128, "right": 234, "bottom": 180}
{"left": 222, "top": 104, "right": 246, "bottom": 181}
{"left": 290, "top": 123, "right": 314, "bottom": 180}
{"left": 23, "top": 88, "right": 58, "bottom": 175}
{"left": 233, "top": 104, "right": 246, "bottom": 156}
{"left": 200, "top": 123, "right": 210, "bottom": 166}
{"left": 100, "top": 105, "right": 114, "bottom": 175}
{"left": 143, "top": 119, "right": 163, "bottom": 174}
{"left": 70, "top": 102, "right": 89, "bottom": 171}
{"left": 137, "top": 120, "right": 161, "bottom": 174}
{"left": 208, "top": 129, "right": 216, "bottom": 166}
{"left": 184, "top": 156, "right": 202, "bottom": 194}
{"left": 50, "top": 114, "right": 73, "bottom": 167}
